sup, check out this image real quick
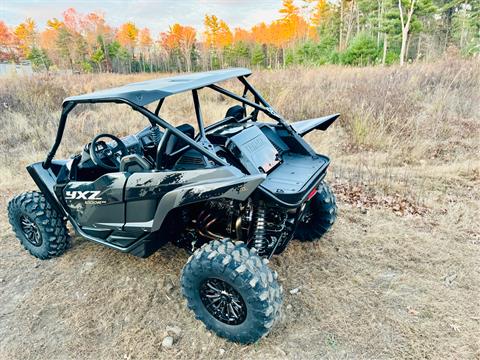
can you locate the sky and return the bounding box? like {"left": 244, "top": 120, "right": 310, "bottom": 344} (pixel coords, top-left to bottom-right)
{"left": 0, "top": 0, "right": 285, "bottom": 34}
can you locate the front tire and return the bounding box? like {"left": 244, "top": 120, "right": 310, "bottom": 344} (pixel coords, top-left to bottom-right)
{"left": 295, "top": 181, "right": 337, "bottom": 242}
{"left": 8, "top": 191, "right": 70, "bottom": 260}
{"left": 181, "top": 239, "right": 282, "bottom": 343}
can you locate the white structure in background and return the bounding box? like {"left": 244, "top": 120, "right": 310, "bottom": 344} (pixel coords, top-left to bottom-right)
{"left": 0, "top": 62, "right": 33, "bottom": 76}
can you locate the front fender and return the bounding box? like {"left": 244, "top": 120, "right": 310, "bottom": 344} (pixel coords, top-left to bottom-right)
{"left": 151, "top": 173, "right": 265, "bottom": 231}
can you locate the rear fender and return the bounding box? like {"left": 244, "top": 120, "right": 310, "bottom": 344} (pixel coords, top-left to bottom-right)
{"left": 291, "top": 113, "right": 340, "bottom": 136}
{"left": 151, "top": 173, "right": 265, "bottom": 231}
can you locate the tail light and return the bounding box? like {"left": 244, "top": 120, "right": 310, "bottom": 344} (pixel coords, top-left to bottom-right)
{"left": 306, "top": 188, "right": 317, "bottom": 201}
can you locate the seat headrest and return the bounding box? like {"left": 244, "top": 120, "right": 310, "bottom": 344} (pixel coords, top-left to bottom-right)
{"left": 176, "top": 124, "right": 195, "bottom": 138}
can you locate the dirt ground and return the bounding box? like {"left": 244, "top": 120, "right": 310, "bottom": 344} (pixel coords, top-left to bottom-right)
{"left": 1, "top": 167, "right": 479, "bottom": 359}
{"left": 0, "top": 61, "right": 479, "bottom": 359}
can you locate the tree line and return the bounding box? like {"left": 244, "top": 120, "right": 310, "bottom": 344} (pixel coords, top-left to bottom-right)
{"left": 0, "top": 0, "right": 478, "bottom": 73}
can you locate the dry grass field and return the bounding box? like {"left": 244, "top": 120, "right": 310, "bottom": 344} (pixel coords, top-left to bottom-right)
{"left": 0, "top": 59, "right": 479, "bottom": 359}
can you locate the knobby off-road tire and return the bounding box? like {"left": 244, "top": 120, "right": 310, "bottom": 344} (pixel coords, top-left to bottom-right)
{"left": 181, "top": 239, "right": 283, "bottom": 344}
{"left": 8, "top": 191, "right": 70, "bottom": 260}
{"left": 295, "top": 181, "right": 337, "bottom": 242}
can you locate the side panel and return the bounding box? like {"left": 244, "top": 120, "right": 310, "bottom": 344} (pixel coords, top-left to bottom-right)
{"left": 150, "top": 173, "right": 265, "bottom": 231}
{"left": 63, "top": 173, "right": 128, "bottom": 228}
{"left": 123, "top": 166, "right": 265, "bottom": 232}
{"left": 124, "top": 168, "right": 240, "bottom": 223}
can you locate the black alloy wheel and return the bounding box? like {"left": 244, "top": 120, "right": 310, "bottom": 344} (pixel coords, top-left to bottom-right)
{"left": 19, "top": 215, "right": 42, "bottom": 246}
{"left": 8, "top": 191, "right": 70, "bottom": 259}
{"left": 181, "top": 239, "right": 283, "bottom": 343}
{"left": 199, "top": 277, "right": 247, "bottom": 325}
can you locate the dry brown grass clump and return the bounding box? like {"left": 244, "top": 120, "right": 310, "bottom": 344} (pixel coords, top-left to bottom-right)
{"left": 0, "top": 59, "right": 479, "bottom": 359}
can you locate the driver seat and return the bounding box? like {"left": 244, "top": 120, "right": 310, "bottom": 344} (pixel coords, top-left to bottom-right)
{"left": 156, "top": 124, "right": 195, "bottom": 169}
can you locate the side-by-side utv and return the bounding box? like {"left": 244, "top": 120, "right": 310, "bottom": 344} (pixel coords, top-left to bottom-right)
{"left": 8, "top": 68, "right": 338, "bottom": 343}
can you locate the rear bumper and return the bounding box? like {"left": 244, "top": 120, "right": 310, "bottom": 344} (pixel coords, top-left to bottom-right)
{"left": 259, "top": 153, "right": 330, "bottom": 207}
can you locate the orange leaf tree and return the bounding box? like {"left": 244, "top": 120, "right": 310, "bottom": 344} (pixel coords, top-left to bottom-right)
{"left": 0, "top": 21, "right": 18, "bottom": 61}
{"left": 117, "top": 22, "right": 139, "bottom": 52}
{"left": 204, "top": 15, "right": 233, "bottom": 49}
{"left": 80, "top": 12, "right": 112, "bottom": 53}
{"left": 14, "top": 18, "right": 36, "bottom": 57}
{"left": 161, "top": 23, "right": 197, "bottom": 71}
{"left": 311, "top": 0, "right": 331, "bottom": 26}
{"left": 139, "top": 28, "right": 153, "bottom": 48}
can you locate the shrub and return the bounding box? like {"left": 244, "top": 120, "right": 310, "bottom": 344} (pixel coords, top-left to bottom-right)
{"left": 27, "top": 47, "right": 52, "bottom": 71}
{"left": 289, "top": 35, "right": 338, "bottom": 65}
{"left": 340, "top": 33, "right": 380, "bottom": 66}
{"left": 251, "top": 45, "right": 266, "bottom": 66}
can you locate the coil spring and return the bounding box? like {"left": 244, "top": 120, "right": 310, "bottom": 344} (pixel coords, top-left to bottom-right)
{"left": 253, "top": 204, "right": 268, "bottom": 255}
{"left": 150, "top": 126, "right": 161, "bottom": 145}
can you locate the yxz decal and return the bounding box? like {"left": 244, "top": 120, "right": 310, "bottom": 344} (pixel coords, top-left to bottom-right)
{"left": 65, "top": 191, "right": 106, "bottom": 204}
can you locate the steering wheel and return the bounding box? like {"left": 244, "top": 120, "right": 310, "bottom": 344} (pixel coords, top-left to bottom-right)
{"left": 89, "top": 133, "right": 128, "bottom": 171}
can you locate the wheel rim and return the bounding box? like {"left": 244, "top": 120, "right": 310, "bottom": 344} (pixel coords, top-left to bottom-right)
{"left": 199, "top": 278, "right": 247, "bottom": 325}
{"left": 19, "top": 215, "right": 42, "bottom": 246}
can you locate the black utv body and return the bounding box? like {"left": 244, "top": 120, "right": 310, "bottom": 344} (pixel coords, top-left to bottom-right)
{"left": 8, "top": 68, "right": 338, "bottom": 343}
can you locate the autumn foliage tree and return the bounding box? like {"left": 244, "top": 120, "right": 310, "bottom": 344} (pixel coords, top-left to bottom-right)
{"left": 0, "top": 21, "right": 18, "bottom": 61}
{"left": 1, "top": 0, "right": 477, "bottom": 72}
{"left": 14, "top": 18, "right": 36, "bottom": 58}
{"left": 161, "top": 24, "right": 197, "bottom": 71}
{"left": 204, "top": 15, "right": 233, "bottom": 49}
{"left": 117, "top": 22, "right": 138, "bottom": 51}
{"left": 311, "top": 0, "right": 331, "bottom": 27}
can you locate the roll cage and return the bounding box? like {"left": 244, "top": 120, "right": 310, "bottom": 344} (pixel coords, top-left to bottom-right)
{"left": 43, "top": 69, "right": 317, "bottom": 170}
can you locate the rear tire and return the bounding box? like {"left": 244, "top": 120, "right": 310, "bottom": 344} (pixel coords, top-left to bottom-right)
{"left": 8, "top": 191, "right": 70, "bottom": 260}
{"left": 181, "top": 239, "right": 282, "bottom": 343}
{"left": 295, "top": 181, "right": 337, "bottom": 242}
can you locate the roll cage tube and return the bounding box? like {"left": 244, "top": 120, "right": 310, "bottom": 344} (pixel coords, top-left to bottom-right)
{"left": 43, "top": 101, "right": 76, "bottom": 169}
{"left": 154, "top": 98, "right": 164, "bottom": 116}
{"left": 192, "top": 89, "right": 207, "bottom": 140}
{"left": 43, "top": 97, "right": 229, "bottom": 169}
{"left": 44, "top": 76, "right": 314, "bottom": 169}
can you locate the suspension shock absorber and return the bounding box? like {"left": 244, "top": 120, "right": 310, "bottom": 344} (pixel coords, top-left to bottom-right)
{"left": 253, "top": 202, "right": 268, "bottom": 256}
{"left": 150, "top": 125, "right": 161, "bottom": 146}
